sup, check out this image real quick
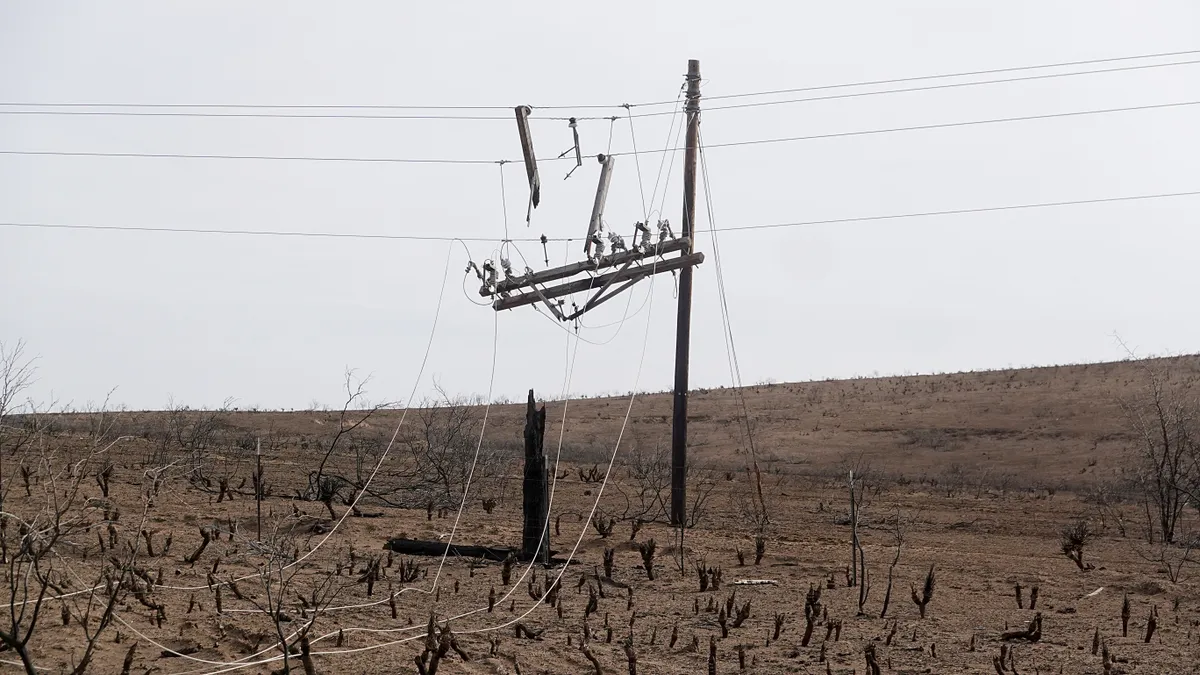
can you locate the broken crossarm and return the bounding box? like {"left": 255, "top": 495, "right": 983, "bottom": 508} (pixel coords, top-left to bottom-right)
{"left": 563, "top": 272, "right": 647, "bottom": 322}
{"left": 584, "top": 154, "right": 615, "bottom": 258}
{"left": 485, "top": 237, "right": 691, "bottom": 296}
{"left": 515, "top": 105, "right": 540, "bottom": 221}
{"left": 493, "top": 252, "right": 703, "bottom": 312}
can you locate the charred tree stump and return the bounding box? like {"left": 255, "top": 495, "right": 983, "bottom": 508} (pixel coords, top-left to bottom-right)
{"left": 522, "top": 390, "right": 550, "bottom": 564}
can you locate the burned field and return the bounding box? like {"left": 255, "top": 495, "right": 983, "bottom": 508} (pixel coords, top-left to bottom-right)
{"left": 2, "top": 356, "right": 1199, "bottom": 674}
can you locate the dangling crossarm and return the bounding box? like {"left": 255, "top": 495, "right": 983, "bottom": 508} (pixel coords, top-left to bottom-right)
{"left": 489, "top": 250, "right": 703, "bottom": 313}
{"left": 486, "top": 237, "right": 693, "bottom": 296}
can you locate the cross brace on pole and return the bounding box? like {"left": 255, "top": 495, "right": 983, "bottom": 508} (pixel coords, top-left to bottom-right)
{"left": 484, "top": 237, "right": 693, "bottom": 296}
{"left": 490, "top": 252, "right": 703, "bottom": 312}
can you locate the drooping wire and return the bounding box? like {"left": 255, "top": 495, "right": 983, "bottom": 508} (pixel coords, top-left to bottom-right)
{"left": 328, "top": 301, "right": 586, "bottom": 639}
{"left": 576, "top": 92, "right": 684, "bottom": 333}
{"left": 67, "top": 242, "right": 468, "bottom": 667}
{"left": 427, "top": 310, "right": 500, "bottom": 588}
{"left": 295, "top": 248, "right": 665, "bottom": 666}
{"left": 698, "top": 128, "right": 769, "bottom": 527}
{"left": 120, "top": 240, "right": 462, "bottom": 596}
{"left": 177, "top": 244, "right": 665, "bottom": 675}
{"left": 499, "top": 160, "right": 508, "bottom": 249}
{"left": 646, "top": 89, "right": 686, "bottom": 221}
{"left": 625, "top": 105, "right": 649, "bottom": 225}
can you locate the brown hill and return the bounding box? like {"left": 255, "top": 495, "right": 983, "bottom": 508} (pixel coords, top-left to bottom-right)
{"left": 70, "top": 354, "right": 1200, "bottom": 491}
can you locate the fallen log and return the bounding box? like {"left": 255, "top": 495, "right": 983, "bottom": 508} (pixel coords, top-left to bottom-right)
{"left": 1001, "top": 612, "right": 1043, "bottom": 642}
{"left": 385, "top": 538, "right": 517, "bottom": 561}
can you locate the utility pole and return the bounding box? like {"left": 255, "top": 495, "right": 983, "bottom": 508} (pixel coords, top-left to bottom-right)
{"left": 255, "top": 437, "right": 262, "bottom": 542}
{"left": 671, "top": 59, "right": 701, "bottom": 527}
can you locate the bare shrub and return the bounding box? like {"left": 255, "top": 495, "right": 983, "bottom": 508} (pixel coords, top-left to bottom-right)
{"left": 1060, "top": 519, "right": 1095, "bottom": 570}
{"left": 1116, "top": 353, "right": 1199, "bottom": 545}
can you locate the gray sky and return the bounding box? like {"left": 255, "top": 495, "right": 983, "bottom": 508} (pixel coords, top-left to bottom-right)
{"left": 2, "top": 1, "right": 1199, "bottom": 411}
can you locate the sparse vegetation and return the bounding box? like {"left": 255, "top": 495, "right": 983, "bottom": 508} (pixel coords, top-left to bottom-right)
{"left": 0, "top": 351, "right": 1198, "bottom": 672}
{"left": 1061, "top": 519, "right": 1095, "bottom": 570}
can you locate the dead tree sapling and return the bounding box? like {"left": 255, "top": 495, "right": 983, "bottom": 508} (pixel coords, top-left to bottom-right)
{"left": 1121, "top": 594, "right": 1130, "bottom": 637}
{"left": 880, "top": 509, "right": 904, "bottom": 618}
{"left": 801, "top": 584, "right": 822, "bottom": 646}
{"left": 911, "top": 565, "right": 935, "bottom": 618}
{"left": 622, "top": 636, "right": 637, "bottom": 675}
{"left": 638, "top": 539, "right": 656, "bottom": 580}
{"left": 864, "top": 643, "right": 881, "bottom": 675}
{"left": 579, "top": 636, "right": 602, "bottom": 674}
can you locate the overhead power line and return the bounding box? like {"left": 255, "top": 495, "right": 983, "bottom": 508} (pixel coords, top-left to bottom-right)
{"left": 704, "top": 190, "right": 1200, "bottom": 234}
{"left": 669, "top": 59, "right": 1200, "bottom": 116}
{"left": 4, "top": 58, "right": 1197, "bottom": 122}
{"left": 702, "top": 47, "right": 1200, "bottom": 102}
{"left": 5, "top": 99, "right": 1197, "bottom": 166}
{"left": 619, "top": 98, "right": 1200, "bottom": 156}
{"left": 3, "top": 189, "right": 1196, "bottom": 243}
{"left": 0, "top": 109, "right": 522, "bottom": 121}
{"left": 2, "top": 46, "right": 1196, "bottom": 113}
{"left": 0, "top": 149, "right": 504, "bottom": 165}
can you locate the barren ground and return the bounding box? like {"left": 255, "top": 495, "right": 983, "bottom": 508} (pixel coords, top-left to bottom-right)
{"left": 5, "top": 356, "right": 1200, "bottom": 674}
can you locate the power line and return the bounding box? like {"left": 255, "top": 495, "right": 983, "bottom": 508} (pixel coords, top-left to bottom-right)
{"left": 0, "top": 149, "right": 505, "bottom": 165}
{"left": 0, "top": 109, "right": 521, "bottom": 120}
{"left": 3, "top": 189, "right": 1197, "bottom": 243}
{"left": 702, "top": 47, "right": 1200, "bottom": 102}
{"left": 0, "top": 102, "right": 639, "bottom": 112}
{"left": 0, "top": 222, "right": 543, "bottom": 242}
{"left": 6, "top": 98, "right": 1196, "bottom": 166}
{"left": 704, "top": 190, "right": 1200, "bottom": 234}
{"left": 4, "top": 46, "right": 1196, "bottom": 113}
{"left": 684, "top": 99, "right": 1200, "bottom": 153}
{"left": 5, "top": 59, "right": 1197, "bottom": 122}
{"left": 673, "top": 59, "right": 1200, "bottom": 116}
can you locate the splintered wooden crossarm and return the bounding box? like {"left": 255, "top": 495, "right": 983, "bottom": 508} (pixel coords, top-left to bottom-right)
{"left": 492, "top": 252, "right": 704, "bottom": 312}
{"left": 485, "top": 237, "right": 692, "bottom": 296}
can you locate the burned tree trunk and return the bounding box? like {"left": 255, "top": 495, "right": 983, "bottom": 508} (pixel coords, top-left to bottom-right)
{"left": 522, "top": 390, "right": 550, "bottom": 564}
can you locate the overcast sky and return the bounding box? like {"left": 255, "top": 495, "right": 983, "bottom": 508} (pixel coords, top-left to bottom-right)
{"left": 2, "top": 1, "right": 1198, "bottom": 411}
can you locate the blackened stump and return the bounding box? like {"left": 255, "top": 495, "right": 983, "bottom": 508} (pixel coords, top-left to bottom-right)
{"left": 522, "top": 390, "right": 550, "bottom": 563}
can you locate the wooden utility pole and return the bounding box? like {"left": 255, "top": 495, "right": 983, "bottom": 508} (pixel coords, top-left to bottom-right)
{"left": 671, "top": 59, "right": 701, "bottom": 527}
{"left": 255, "top": 437, "right": 262, "bottom": 542}
{"left": 849, "top": 470, "right": 859, "bottom": 586}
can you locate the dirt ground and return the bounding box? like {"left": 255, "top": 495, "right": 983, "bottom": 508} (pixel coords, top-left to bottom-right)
{"left": 4, "top": 357, "right": 1200, "bottom": 674}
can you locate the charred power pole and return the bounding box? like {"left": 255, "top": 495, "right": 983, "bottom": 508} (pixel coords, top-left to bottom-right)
{"left": 670, "top": 59, "right": 701, "bottom": 527}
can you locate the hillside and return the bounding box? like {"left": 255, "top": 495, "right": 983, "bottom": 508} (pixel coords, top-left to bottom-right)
{"left": 80, "top": 354, "right": 1200, "bottom": 489}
